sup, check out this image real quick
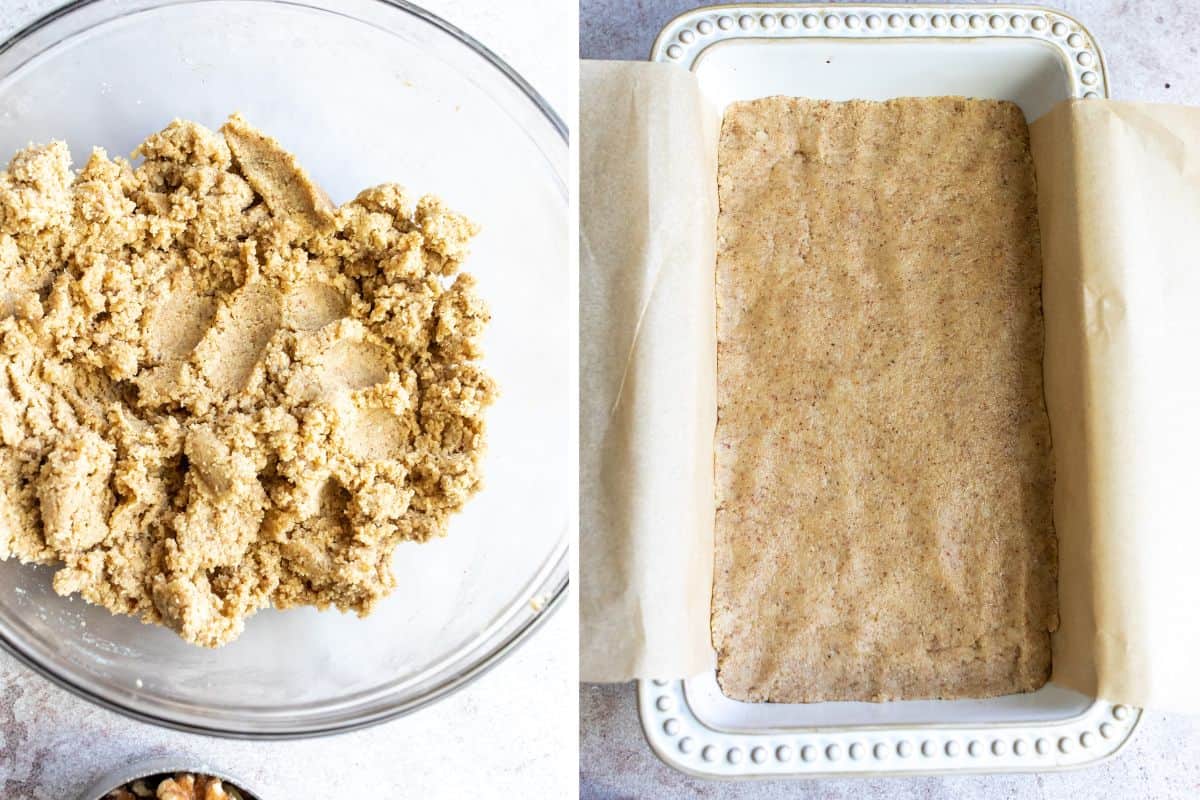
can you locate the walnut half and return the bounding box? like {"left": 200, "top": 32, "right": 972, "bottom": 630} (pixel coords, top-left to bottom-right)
{"left": 103, "top": 773, "right": 246, "bottom": 800}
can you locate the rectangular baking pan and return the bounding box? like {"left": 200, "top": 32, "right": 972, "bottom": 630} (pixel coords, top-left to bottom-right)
{"left": 638, "top": 3, "right": 1139, "bottom": 779}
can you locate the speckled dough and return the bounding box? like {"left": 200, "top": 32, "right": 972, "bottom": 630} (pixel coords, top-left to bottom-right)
{"left": 0, "top": 114, "right": 494, "bottom": 647}
{"left": 712, "top": 97, "right": 1057, "bottom": 702}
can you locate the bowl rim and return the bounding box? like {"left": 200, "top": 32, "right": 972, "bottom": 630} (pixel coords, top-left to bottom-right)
{"left": 75, "top": 756, "right": 264, "bottom": 800}
{"left": 0, "top": 0, "right": 567, "bottom": 142}
{"left": 0, "top": 0, "right": 569, "bottom": 740}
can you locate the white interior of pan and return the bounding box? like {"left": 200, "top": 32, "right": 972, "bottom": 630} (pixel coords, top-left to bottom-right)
{"left": 687, "top": 35, "right": 1096, "bottom": 731}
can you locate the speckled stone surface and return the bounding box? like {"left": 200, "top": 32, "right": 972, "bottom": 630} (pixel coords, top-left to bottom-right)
{"left": 580, "top": 1, "right": 1200, "bottom": 798}
{"left": 0, "top": 1, "right": 573, "bottom": 797}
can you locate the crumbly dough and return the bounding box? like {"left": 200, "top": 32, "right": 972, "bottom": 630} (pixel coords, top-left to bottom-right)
{"left": 0, "top": 114, "right": 494, "bottom": 647}
{"left": 713, "top": 97, "right": 1057, "bottom": 702}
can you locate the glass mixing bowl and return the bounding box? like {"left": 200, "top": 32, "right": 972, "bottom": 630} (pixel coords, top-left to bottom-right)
{"left": 0, "top": 0, "right": 568, "bottom": 737}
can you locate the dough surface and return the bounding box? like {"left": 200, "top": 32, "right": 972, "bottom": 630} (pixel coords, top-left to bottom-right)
{"left": 0, "top": 114, "right": 494, "bottom": 646}
{"left": 713, "top": 97, "right": 1057, "bottom": 702}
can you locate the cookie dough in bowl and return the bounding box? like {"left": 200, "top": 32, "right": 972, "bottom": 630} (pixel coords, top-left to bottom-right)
{"left": 0, "top": 0, "right": 568, "bottom": 737}
{"left": 0, "top": 113, "right": 495, "bottom": 647}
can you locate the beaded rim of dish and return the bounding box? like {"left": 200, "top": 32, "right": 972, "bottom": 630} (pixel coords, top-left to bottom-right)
{"left": 641, "top": 679, "right": 1140, "bottom": 777}
{"left": 656, "top": 5, "right": 1107, "bottom": 100}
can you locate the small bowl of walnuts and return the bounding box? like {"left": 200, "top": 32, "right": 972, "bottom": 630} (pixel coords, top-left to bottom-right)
{"left": 78, "top": 758, "right": 261, "bottom": 800}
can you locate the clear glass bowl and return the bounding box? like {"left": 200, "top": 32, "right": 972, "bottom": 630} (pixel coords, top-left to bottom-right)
{"left": 0, "top": 0, "right": 568, "bottom": 737}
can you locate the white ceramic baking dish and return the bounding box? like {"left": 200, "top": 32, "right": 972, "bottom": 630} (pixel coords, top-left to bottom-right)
{"left": 639, "top": 3, "right": 1138, "bottom": 778}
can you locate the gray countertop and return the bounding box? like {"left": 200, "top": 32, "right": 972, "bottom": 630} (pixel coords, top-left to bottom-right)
{"left": 0, "top": 1, "right": 572, "bottom": 797}
{"left": 580, "top": 1, "right": 1200, "bottom": 798}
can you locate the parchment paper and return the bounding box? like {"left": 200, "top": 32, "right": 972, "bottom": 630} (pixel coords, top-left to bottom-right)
{"left": 579, "top": 61, "right": 719, "bottom": 681}
{"left": 580, "top": 62, "right": 1200, "bottom": 711}
{"left": 1032, "top": 100, "right": 1200, "bottom": 712}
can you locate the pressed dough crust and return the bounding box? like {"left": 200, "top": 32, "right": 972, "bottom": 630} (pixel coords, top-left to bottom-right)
{"left": 0, "top": 115, "right": 494, "bottom": 647}
{"left": 712, "top": 97, "right": 1058, "bottom": 702}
